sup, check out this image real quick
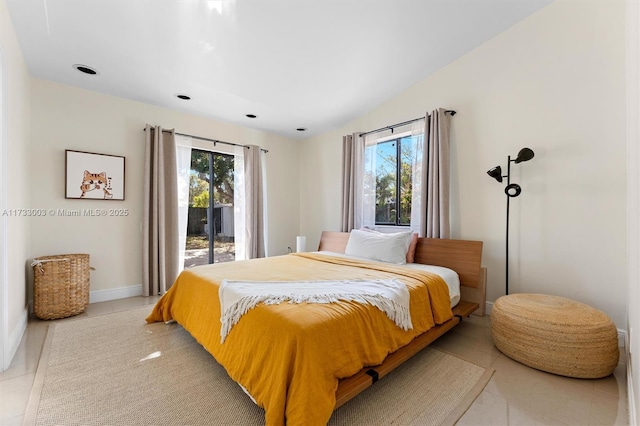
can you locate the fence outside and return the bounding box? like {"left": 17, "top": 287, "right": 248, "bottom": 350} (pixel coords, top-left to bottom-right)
{"left": 187, "top": 205, "right": 234, "bottom": 237}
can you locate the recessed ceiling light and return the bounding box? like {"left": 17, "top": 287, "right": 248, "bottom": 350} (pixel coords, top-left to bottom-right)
{"left": 246, "top": 114, "right": 257, "bottom": 118}
{"left": 296, "top": 128, "right": 307, "bottom": 132}
{"left": 72, "top": 64, "right": 99, "bottom": 75}
{"left": 175, "top": 94, "right": 191, "bottom": 100}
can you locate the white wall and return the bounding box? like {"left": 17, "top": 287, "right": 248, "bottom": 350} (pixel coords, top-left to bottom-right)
{"left": 626, "top": 0, "right": 639, "bottom": 421}
{"left": 300, "top": 0, "right": 627, "bottom": 328}
{"left": 0, "top": 0, "right": 31, "bottom": 369}
{"left": 29, "top": 79, "right": 300, "bottom": 300}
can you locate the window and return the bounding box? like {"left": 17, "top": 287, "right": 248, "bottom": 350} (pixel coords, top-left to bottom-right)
{"left": 184, "top": 149, "right": 235, "bottom": 268}
{"left": 357, "top": 113, "right": 450, "bottom": 237}
{"left": 372, "top": 135, "right": 417, "bottom": 226}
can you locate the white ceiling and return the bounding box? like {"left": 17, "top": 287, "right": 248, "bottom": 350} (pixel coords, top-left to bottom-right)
{"left": 6, "top": 0, "right": 553, "bottom": 139}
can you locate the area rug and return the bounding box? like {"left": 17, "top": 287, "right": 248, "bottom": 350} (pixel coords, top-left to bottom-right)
{"left": 24, "top": 306, "right": 493, "bottom": 426}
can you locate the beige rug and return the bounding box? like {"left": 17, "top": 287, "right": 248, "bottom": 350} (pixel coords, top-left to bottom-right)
{"left": 25, "top": 306, "right": 493, "bottom": 426}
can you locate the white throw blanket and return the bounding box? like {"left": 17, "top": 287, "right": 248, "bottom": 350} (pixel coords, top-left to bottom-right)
{"left": 219, "top": 279, "right": 412, "bottom": 343}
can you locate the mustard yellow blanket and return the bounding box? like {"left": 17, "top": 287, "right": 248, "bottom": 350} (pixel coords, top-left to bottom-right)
{"left": 146, "top": 253, "right": 452, "bottom": 426}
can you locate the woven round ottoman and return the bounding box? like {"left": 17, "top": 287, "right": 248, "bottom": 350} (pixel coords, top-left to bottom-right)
{"left": 491, "top": 293, "right": 619, "bottom": 379}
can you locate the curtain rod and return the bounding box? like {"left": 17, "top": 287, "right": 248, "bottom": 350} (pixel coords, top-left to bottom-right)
{"left": 143, "top": 127, "right": 268, "bottom": 153}
{"left": 359, "top": 110, "right": 456, "bottom": 138}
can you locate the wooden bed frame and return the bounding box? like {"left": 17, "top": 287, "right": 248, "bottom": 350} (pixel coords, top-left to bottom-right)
{"left": 317, "top": 231, "right": 486, "bottom": 408}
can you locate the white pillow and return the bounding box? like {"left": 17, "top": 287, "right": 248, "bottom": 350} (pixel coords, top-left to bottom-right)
{"left": 344, "top": 229, "right": 412, "bottom": 264}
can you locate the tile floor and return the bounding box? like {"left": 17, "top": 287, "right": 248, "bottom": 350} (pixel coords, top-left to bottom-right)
{"left": 0, "top": 297, "right": 629, "bottom": 426}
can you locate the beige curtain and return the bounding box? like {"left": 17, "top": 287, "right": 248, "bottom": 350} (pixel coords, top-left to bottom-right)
{"left": 142, "top": 125, "right": 180, "bottom": 296}
{"left": 243, "top": 145, "right": 266, "bottom": 259}
{"left": 425, "top": 108, "right": 452, "bottom": 238}
{"left": 340, "top": 132, "right": 363, "bottom": 231}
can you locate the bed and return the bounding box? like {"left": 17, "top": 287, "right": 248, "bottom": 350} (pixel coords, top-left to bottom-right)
{"left": 146, "top": 230, "right": 485, "bottom": 426}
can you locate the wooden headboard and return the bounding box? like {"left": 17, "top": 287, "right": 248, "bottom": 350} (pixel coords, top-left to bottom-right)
{"left": 317, "top": 231, "right": 486, "bottom": 315}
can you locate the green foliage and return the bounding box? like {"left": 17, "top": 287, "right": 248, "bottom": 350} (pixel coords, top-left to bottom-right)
{"left": 399, "top": 160, "right": 412, "bottom": 224}
{"left": 190, "top": 150, "right": 234, "bottom": 204}
{"left": 375, "top": 136, "right": 415, "bottom": 225}
{"left": 189, "top": 174, "right": 209, "bottom": 206}
{"left": 192, "top": 190, "right": 209, "bottom": 208}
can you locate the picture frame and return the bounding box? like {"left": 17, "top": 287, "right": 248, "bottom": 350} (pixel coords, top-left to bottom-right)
{"left": 65, "top": 150, "right": 125, "bottom": 200}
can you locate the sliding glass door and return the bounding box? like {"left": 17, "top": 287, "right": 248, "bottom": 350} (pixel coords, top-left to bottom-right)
{"left": 184, "top": 149, "right": 235, "bottom": 268}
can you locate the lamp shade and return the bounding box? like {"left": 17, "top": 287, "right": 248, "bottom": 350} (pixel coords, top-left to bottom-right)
{"left": 296, "top": 236, "right": 306, "bottom": 253}
{"left": 487, "top": 166, "right": 503, "bottom": 182}
{"left": 514, "top": 148, "right": 535, "bottom": 164}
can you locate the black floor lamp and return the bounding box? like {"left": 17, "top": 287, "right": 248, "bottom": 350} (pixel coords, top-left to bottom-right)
{"left": 486, "top": 147, "right": 535, "bottom": 296}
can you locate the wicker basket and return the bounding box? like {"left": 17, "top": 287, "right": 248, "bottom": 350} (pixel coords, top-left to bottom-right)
{"left": 491, "top": 293, "right": 619, "bottom": 378}
{"left": 33, "top": 254, "right": 91, "bottom": 320}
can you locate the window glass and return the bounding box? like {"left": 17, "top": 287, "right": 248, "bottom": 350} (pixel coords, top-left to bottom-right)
{"left": 375, "top": 135, "right": 416, "bottom": 226}
{"left": 375, "top": 139, "right": 397, "bottom": 224}
{"left": 185, "top": 149, "right": 235, "bottom": 267}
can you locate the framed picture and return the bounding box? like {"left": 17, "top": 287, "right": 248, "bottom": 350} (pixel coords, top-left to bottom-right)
{"left": 65, "top": 150, "right": 125, "bottom": 200}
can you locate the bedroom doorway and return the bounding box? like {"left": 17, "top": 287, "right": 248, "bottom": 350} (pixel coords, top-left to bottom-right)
{"left": 184, "top": 149, "right": 235, "bottom": 268}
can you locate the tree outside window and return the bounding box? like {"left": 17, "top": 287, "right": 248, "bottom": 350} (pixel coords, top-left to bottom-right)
{"left": 374, "top": 135, "right": 416, "bottom": 226}
{"left": 185, "top": 150, "right": 235, "bottom": 267}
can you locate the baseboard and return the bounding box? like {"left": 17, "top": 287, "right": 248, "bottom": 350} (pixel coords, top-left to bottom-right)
{"left": 485, "top": 301, "right": 493, "bottom": 316}
{"left": 26, "top": 284, "right": 142, "bottom": 320}
{"left": 89, "top": 284, "right": 143, "bottom": 304}
{"left": 27, "top": 284, "right": 144, "bottom": 316}
{"left": 619, "top": 329, "right": 627, "bottom": 350}
{"left": 628, "top": 360, "right": 636, "bottom": 426}
{"left": 627, "top": 322, "right": 634, "bottom": 425}
{"left": 5, "top": 307, "right": 28, "bottom": 371}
